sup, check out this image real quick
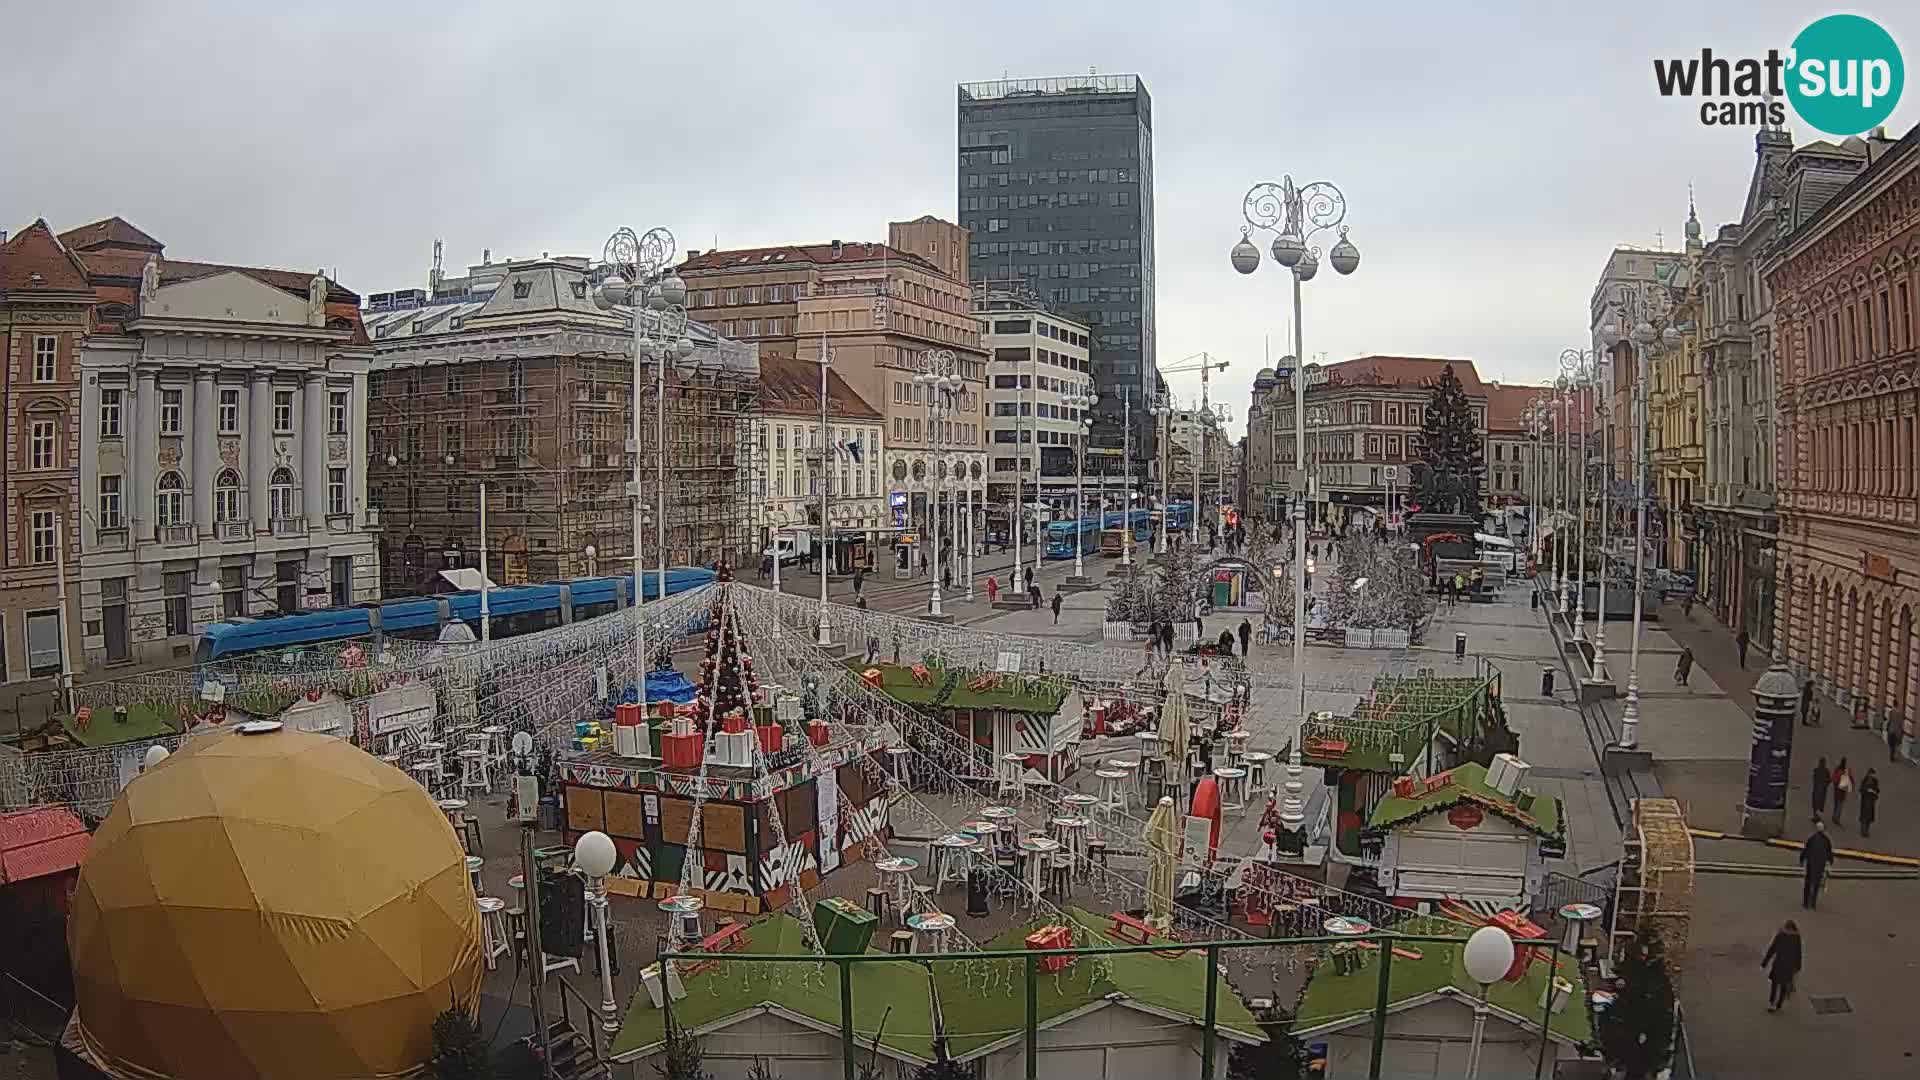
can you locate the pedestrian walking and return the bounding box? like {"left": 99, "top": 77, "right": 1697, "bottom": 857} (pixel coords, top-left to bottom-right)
{"left": 986, "top": 576, "right": 1000, "bottom": 605}
{"left": 1888, "top": 719, "right": 1903, "bottom": 763}
{"left": 1237, "top": 618, "right": 1252, "bottom": 658}
{"left": 1675, "top": 646, "right": 1694, "bottom": 687}
{"left": 1736, "top": 627, "right": 1751, "bottom": 669}
{"left": 1194, "top": 612, "right": 1205, "bottom": 642}
{"left": 1160, "top": 621, "right": 1174, "bottom": 656}
{"left": 1810, "top": 697, "right": 1823, "bottom": 728}
{"left": 1799, "top": 681, "right": 1814, "bottom": 726}
{"left": 856, "top": 594, "right": 868, "bottom": 610}
{"left": 1028, "top": 581, "right": 1041, "bottom": 610}
{"left": 942, "top": 565, "right": 951, "bottom": 590}
{"left": 1050, "top": 590, "right": 1063, "bottom": 624}
{"left": 1800, "top": 819, "right": 1833, "bottom": 909}
{"left": 1831, "top": 758, "right": 1854, "bottom": 825}
{"left": 865, "top": 633, "right": 880, "bottom": 665}
{"left": 1810, "top": 757, "right": 1831, "bottom": 815}
{"left": 1761, "top": 920, "right": 1802, "bottom": 1012}
{"left": 853, "top": 568, "right": 865, "bottom": 594}
{"left": 1858, "top": 768, "right": 1880, "bottom": 837}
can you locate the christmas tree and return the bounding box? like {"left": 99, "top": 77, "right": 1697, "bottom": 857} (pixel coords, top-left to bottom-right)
{"left": 696, "top": 595, "right": 760, "bottom": 726}
{"left": 1149, "top": 544, "right": 1203, "bottom": 627}
{"left": 1597, "top": 931, "right": 1676, "bottom": 1080}
{"left": 1412, "top": 363, "right": 1485, "bottom": 517}
{"left": 1105, "top": 568, "right": 1149, "bottom": 628}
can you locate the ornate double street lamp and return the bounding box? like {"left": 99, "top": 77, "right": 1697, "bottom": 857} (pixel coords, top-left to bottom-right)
{"left": 1232, "top": 175, "right": 1361, "bottom": 836}
{"left": 916, "top": 348, "right": 962, "bottom": 620}
{"left": 1589, "top": 363, "right": 1613, "bottom": 684}
{"left": 592, "top": 225, "right": 692, "bottom": 691}
{"left": 1561, "top": 349, "right": 1598, "bottom": 646}
{"left": 1151, "top": 393, "right": 1173, "bottom": 554}
{"left": 1524, "top": 396, "right": 1550, "bottom": 571}
{"left": 1599, "top": 287, "right": 1679, "bottom": 751}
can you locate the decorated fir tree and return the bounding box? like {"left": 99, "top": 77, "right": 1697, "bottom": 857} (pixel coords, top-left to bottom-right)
{"left": 1149, "top": 544, "right": 1203, "bottom": 627}
{"left": 696, "top": 598, "right": 760, "bottom": 724}
{"left": 1412, "top": 363, "right": 1485, "bottom": 517}
{"left": 1597, "top": 931, "right": 1676, "bottom": 1080}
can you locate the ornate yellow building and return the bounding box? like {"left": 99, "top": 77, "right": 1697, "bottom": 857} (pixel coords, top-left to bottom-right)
{"left": 1647, "top": 204, "right": 1706, "bottom": 574}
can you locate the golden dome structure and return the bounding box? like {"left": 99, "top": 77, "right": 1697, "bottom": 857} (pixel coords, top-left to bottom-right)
{"left": 68, "top": 722, "right": 482, "bottom": 1079}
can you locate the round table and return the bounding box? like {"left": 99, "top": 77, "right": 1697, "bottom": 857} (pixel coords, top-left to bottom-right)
{"left": 1212, "top": 766, "right": 1249, "bottom": 810}
{"left": 1016, "top": 836, "right": 1061, "bottom": 902}
{"left": 886, "top": 745, "right": 913, "bottom": 783}
{"left": 979, "top": 805, "right": 1019, "bottom": 849}
{"left": 929, "top": 833, "right": 979, "bottom": 887}
{"left": 437, "top": 797, "right": 469, "bottom": 824}
{"left": 1225, "top": 730, "right": 1251, "bottom": 764}
{"left": 465, "top": 855, "right": 484, "bottom": 893}
{"left": 875, "top": 856, "right": 919, "bottom": 918}
{"left": 1060, "top": 792, "right": 1099, "bottom": 814}
{"left": 1242, "top": 750, "right": 1273, "bottom": 791}
{"left": 660, "top": 894, "right": 705, "bottom": 941}
{"left": 906, "top": 911, "right": 957, "bottom": 954}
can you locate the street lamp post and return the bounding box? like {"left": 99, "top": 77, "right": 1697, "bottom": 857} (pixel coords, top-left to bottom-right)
{"left": 572, "top": 831, "right": 621, "bottom": 1035}
{"left": 593, "top": 226, "right": 690, "bottom": 692}
{"left": 916, "top": 349, "right": 962, "bottom": 619}
{"left": 1591, "top": 366, "right": 1612, "bottom": 684}
{"left": 1153, "top": 395, "right": 1172, "bottom": 555}
{"left": 965, "top": 460, "right": 976, "bottom": 601}
{"left": 1121, "top": 392, "right": 1135, "bottom": 567}
{"left": 1562, "top": 349, "right": 1596, "bottom": 644}
{"left": 1069, "top": 392, "right": 1098, "bottom": 583}
{"left": 1600, "top": 289, "right": 1677, "bottom": 751}
{"left": 1233, "top": 175, "right": 1362, "bottom": 833}
{"left": 814, "top": 333, "right": 834, "bottom": 646}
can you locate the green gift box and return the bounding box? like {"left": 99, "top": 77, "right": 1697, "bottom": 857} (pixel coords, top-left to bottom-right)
{"left": 813, "top": 896, "right": 877, "bottom": 956}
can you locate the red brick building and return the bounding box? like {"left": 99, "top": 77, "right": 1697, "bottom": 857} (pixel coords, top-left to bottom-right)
{"left": 1768, "top": 125, "right": 1920, "bottom": 744}
{"left": 0, "top": 222, "right": 91, "bottom": 721}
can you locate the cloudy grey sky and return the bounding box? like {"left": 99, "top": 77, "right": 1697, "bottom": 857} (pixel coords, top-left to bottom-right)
{"left": 5, "top": 1, "right": 1914, "bottom": 431}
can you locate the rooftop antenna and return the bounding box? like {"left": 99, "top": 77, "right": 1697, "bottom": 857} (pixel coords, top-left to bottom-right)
{"left": 429, "top": 239, "right": 444, "bottom": 299}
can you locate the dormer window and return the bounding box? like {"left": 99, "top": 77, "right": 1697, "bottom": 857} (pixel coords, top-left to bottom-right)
{"left": 570, "top": 281, "right": 588, "bottom": 299}
{"left": 512, "top": 280, "right": 533, "bottom": 299}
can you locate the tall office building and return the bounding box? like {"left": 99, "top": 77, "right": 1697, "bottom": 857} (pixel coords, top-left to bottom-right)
{"left": 957, "top": 74, "right": 1156, "bottom": 478}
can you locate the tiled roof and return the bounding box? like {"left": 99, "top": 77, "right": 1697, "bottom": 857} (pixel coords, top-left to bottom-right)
{"left": 0, "top": 220, "right": 92, "bottom": 294}
{"left": 0, "top": 806, "right": 89, "bottom": 884}
{"left": 57, "top": 215, "right": 163, "bottom": 254}
{"left": 1323, "top": 355, "right": 1488, "bottom": 395}
{"left": 76, "top": 250, "right": 360, "bottom": 305}
{"left": 682, "top": 242, "right": 938, "bottom": 274}
{"left": 1483, "top": 381, "right": 1598, "bottom": 434}
{"left": 758, "top": 355, "right": 882, "bottom": 419}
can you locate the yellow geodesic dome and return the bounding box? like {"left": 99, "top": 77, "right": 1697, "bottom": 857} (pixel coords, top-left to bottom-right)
{"left": 68, "top": 723, "right": 482, "bottom": 1080}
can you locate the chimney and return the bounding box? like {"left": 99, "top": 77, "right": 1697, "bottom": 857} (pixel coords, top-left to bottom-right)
{"left": 830, "top": 239, "right": 843, "bottom": 258}
{"left": 685, "top": 249, "right": 701, "bottom": 259}
{"left": 482, "top": 248, "right": 491, "bottom": 265}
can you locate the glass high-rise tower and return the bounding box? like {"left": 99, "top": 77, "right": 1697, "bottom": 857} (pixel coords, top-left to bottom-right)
{"left": 957, "top": 74, "right": 1156, "bottom": 474}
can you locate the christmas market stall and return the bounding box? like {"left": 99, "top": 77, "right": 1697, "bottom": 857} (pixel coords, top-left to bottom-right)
{"left": 1362, "top": 757, "right": 1565, "bottom": 912}
{"left": 849, "top": 661, "right": 1078, "bottom": 786}
{"left": 1300, "top": 665, "right": 1510, "bottom": 856}
{"left": 555, "top": 588, "right": 893, "bottom": 914}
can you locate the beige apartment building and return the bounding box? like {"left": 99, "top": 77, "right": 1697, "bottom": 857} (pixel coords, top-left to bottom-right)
{"left": 682, "top": 219, "right": 989, "bottom": 546}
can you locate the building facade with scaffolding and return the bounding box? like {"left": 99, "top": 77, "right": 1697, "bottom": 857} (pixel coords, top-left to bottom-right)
{"left": 361, "top": 250, "right": 760, "bottom": 596}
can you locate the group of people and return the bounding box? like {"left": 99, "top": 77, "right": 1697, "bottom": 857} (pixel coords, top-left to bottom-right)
{"left": 1807, "top": 756, "right": 1880, "bottom": 837}
{"left": 1776, "top": 752, "right": 1889, "bottom": 1014}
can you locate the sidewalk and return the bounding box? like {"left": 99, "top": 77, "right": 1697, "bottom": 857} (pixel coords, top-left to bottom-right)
{"left": 1651, "top": 598, "right": 1920, "bottom": 1080}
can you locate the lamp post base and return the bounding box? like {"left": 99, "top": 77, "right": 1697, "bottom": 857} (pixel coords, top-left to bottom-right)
{"left": 919, "top": 612, "right": 957, "bottom": 625}
{"left": 1579, "top": 678, "right": 1617, "bottom": 704}
{"left": 1601, "top": 743, "right": 1653, "bottom": 776}
{"left": 1063, "top": 575, "right": 1096, "bottom": 591}
{"left": 1739, "top": 803, "right": 1786, "bottom": 840}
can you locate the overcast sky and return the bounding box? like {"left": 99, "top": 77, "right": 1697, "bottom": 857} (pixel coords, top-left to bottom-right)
{"left": 5, "top": 1, "right": 1914, "bottom": 437}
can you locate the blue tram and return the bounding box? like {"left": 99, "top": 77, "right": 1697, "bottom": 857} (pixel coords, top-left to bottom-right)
{"left": 1043, "top": 518, "right": 1102, "bottom": 559}
{"left": 194, "top": 567, "right": 716, "bottom": 661}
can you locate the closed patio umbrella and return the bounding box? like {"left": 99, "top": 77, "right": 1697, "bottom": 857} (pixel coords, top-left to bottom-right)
{"left": 1144, "top": 794, "right": 1177, "bottom": 931}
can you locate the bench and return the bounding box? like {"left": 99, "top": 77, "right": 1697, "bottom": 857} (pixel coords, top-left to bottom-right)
{"left": 1109, "top": 912, "right": 1157, "bottom": 946}
{"left": 682, "top": 921, "right": 748, "bottom": 974}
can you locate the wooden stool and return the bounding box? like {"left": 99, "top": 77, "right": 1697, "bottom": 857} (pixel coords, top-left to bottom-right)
{"left": 1048, "top": 851, "right": 1074, "bottom": 898}
{"left": 889, "top": 930, "right": 914, "bottom": 955}
{"left": 913, "top": 884, "right": 935, "bottom": 913}
{"left": 865, "top": 886, "right": 893, "bottom": 924}
{"left": 465, "top": 855, "right": 484, "bottom": 896}
{"left": 1088, "top": 840, "right": 1109, "bottom": 869}
{"left": 477, "top": 897, "right": 509, "bottom": 971}
{"left": 1213, "top": 766, "right": 1248, "bottom": 811}
{"left": 458, "top": 748, "right": 491, "bottom": 793}
{"left": 506, "top": 906, "right": 527, "bottom": 967}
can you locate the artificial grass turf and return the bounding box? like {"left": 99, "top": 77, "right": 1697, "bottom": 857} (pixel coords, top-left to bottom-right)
{"left": 844, "top": 660, "right": 1069, "bottom": 714}
{"left": 1292, "top": 916, "right": 1591, "bottom": 1045}
{"left": 1366, "top": 760, "right": 1563, "bottom": 840}
{"left": 59, "top": 702, "right": 181, "bottom": 747}
{"left": 610, "top": 906, "right": 1265, "bottom": 1060}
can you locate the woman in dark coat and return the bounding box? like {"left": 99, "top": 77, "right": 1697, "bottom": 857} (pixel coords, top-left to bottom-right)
{"left": 1763, "top": 920, "right": 1802, "bottom": 1011}
{"left": 1810, "top": 756, "right": 1831, "bottom": 815}
{"left": 1858, "top": 769, "right": 1881, "bottom": 837}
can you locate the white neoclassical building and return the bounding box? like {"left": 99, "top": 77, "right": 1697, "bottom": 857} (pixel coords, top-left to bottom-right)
{"left": 63, "top": 218, "right": 378, "bottom": 670}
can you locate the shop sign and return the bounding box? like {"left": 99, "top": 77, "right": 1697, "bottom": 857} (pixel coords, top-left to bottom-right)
{"left": 1446, "top": 804, "right": 1485, "bottom": 831}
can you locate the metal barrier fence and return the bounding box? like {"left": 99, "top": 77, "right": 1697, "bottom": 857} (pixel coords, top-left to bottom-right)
{"left": 660, "top": 929, "right": 1554, "bottom": 1080}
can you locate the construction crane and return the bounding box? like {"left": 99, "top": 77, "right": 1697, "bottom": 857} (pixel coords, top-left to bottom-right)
{"left": 1148, "top": 352, "right": 1229, "bottom": 552}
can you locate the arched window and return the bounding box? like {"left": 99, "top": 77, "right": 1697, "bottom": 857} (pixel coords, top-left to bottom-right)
{"left": 214, "top": 469, "right": 242, "bottom": 523}
{"left": 270, "top": 467, "right": 296, "bottom": 521}
{"left": 156, "top": 471, "right": 185, "bottom": 527}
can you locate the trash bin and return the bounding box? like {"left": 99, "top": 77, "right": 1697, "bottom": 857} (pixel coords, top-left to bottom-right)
{"left": 1530, "top": 589, "right": 1540, "bottom": 610}
{"left": 538, "top": 795, "right": 561, "bottom": 832}
{"left": 1541, "top": 667, "right": 1556, "bottom": 696}
{"left": 1454, "top": 633, "right": 1467, "bottom": 660}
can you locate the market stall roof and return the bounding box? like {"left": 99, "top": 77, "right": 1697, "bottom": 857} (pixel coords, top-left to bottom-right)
{"left": 0, "top": 805, "right": 89, "bottom": 884}
{"left": 610, "top": 907, "right": 1264, "bottom": 1063}
{"left": 845, "top": 661, "right": 1069, "bottom": 714}
{"left": 1292, "top": 915, "right": 1592, "bottom": 1046}
{"left": 1364, "top": 761, "right": 1563, "bottom": 842}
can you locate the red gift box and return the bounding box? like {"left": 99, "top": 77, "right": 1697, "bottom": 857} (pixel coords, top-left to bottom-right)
{"left": 655, "top": 700, "right": 676, "bottom": 720}
{"left": 755, "top": 723, "right": 784, "bottom": 755}
{"left": 721, "top": 711, "right": 749, "bottom": 735}
{"left": 806, "top": 719, "right": 831, "bottom": 747}
{"left": 1025, "top": 925, "right": 1074, "bottom": 974}
{"left": 1391, "top": 775, "right": 1417, "bottom": 799}
{"left": 1489, "top": 910, "right": 1547, "bottom": 980}
{"left": 615, "top": 703, "right": 643, "bottom": 728}
{"left": 661, "top": 731, "right": 703, "bottom": 769}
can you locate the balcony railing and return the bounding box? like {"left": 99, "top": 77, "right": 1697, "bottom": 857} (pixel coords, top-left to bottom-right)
{"left": 216, "top": 521, "right": 250, "bottom": 542}
{"left": 272, "top": 517, "right": 308, "bottom": 538}
{"left": 158, "top": 524, "right": 196, "bottom": 546}
{"left": 94, "top": 526, "right": 129, "bottom": 552}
